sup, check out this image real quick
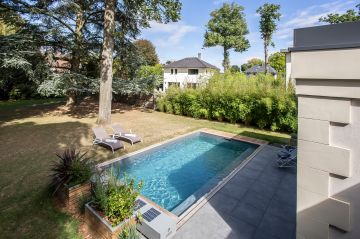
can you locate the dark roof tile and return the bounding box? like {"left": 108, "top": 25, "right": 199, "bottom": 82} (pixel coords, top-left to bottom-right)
{"left": 164, "top": 57, "right": 219, "bottom": 69}
{"left": 245, "top": 65, "right": 277, "bottom": 74}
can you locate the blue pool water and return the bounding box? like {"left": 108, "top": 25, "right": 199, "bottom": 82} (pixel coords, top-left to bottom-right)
{"left": 107, "top": 132, "right": 258, "bottom": 216}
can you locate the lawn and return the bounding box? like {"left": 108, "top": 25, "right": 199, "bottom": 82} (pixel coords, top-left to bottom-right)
{"left": 0, "top": 99, "right": 290, "bottom": 238}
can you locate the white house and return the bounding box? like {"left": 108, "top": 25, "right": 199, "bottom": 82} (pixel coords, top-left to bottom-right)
{"left": 163, "top": 54, "right": 219, "bottom": 91}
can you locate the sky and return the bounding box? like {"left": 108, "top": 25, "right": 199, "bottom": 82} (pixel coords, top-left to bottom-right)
{"left": 140, "top": 0, "right": 357, "bottom": 70}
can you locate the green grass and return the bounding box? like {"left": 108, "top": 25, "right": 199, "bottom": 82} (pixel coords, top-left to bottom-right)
{"left": 0, "top": 99, "right": 290, "bottom": 238}
{"left": 0, "top": 98, "right": 65, "bottom": 110}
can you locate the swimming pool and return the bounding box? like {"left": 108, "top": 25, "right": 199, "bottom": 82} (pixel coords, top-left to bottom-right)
{"left": 102, "top": 131, "right": 259, "bottom": 216}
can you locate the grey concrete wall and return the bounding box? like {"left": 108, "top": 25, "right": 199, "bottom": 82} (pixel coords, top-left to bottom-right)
{"left": 293, "top": 47, "right": 360, "bottom": 238}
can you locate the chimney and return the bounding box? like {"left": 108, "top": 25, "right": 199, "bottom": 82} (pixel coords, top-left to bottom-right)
{"left": 198, "top": 53, "right": 201, "bottom": 59}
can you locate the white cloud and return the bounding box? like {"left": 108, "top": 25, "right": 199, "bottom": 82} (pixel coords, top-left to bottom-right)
{"left": 275, "top": 0, "right": 355, "bottom": 40}
{"left": 143, "top": 21, "right": 197, "bottom": 47}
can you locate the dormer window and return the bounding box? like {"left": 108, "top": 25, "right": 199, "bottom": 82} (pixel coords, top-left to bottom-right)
{"left": 188, "top": 69, "right": 199, "bottom": 75}
{"left": 171, "top": 69, "right": 174, "bottom": 74}
{"left": 175, "top": 69, "right": 178, "bottom": 74}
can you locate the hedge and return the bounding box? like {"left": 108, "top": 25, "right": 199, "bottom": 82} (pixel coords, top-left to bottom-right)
{"left": 156, "top": 72, "right": 297, "bottom": 133}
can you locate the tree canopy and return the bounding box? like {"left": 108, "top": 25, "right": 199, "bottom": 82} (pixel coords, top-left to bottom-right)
{"left": 230, "top": 65, "right": 241, "bottom": 73}
{"left": 269, "top": 52, "right": 285, "bottom": 77}
{"left": 320, "top": 4, "right": 360, "bottom": 24}
{"left": 204, "top": 3, "right": 250, "bottom": 71}
{"left": 1, "top": 0, "right": 180, "bottom": 108}
{"left": 256, "top": 3, "right": 281, "bottom": 74}
{"left": 1, "top": 0, "right": 104, "bottom": 104}
{"left": 134, "top": 39, "right": 159, "bottom": 66}
{"left": 98, "top": 0, "right": 181, "bottom": 124}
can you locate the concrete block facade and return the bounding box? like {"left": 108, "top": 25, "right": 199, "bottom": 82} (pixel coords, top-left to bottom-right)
{"left": 293, "top": 22, "right": 360, "bottom": 239}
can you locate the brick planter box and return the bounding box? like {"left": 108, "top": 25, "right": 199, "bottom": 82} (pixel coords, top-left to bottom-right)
{"left": 85, "top": 203, "right": 136, "bottom": 239}
{"left": 56, "top": 182, "right": 92, "bottom": 213}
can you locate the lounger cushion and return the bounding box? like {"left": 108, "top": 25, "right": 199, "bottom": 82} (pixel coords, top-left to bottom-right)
{"left": 99, "top": 139, "right": 124, "bottom": 151}
{"left": 115, "top": 134, "right": 142, "bottom": 144}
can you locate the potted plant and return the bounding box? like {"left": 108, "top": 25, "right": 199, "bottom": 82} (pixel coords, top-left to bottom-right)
{"left": 50, "top": 148, "right": 93, "bottom": 213}
{"left": 85, "top": 168, "right": 143, "bottom": 239}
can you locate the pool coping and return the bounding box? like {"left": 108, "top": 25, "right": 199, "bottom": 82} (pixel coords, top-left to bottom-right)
{"left": 96, "top": 128, "right": 268, "bottom": 228}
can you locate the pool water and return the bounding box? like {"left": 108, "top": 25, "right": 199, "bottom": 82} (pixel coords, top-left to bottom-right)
{"left": 107, "top": 132, "right": 258, "bottom": 216}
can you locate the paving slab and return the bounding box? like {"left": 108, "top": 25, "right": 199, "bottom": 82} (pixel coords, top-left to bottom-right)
{"left": 174, "top": 145, "right": 296, "bottom": 239}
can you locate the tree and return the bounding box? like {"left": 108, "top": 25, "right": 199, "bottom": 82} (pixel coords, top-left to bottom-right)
{"left": 320, "top": 4, "right": 360, "bottom": 23}
{"left": 204, "top": 3, "right": 250, "bottom": 72}
{"left": 2, "top": 0, "right": 104, "bottom": 105}
{"left": 0, "top": 9, "right": 51, "bottom": 100}
{"left": 113, "top": 41, "right": 143, "bottom": 80}
{"left": 241, "top": 58, "right": 263, "bottom": 72}
{"left": 269, "top": 52, "right": 285, "bottom": 77}
{"left": 134, "top": 39, "right": 159, "bottom": 66}
{"left": 98, "top": 0, "right": 116, "bottom": 125}
{"left": 97, "top": 0, "right": 182, "bottom": 124}
{"left": 0, "top": 20, "right": 17, "bottom": 36}
{"left": 230, "top": 65, "right": 241, "bottom": 73}
{"left": 112, "top": 64, "right": 163, "bottom": 96}
{"left": 256, "top": 3, "right": 281, "bottom": 74}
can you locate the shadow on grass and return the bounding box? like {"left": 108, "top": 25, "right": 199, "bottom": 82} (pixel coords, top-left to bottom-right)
{"left": 0, "top": 120, "right": 106, "bottom": 238}
{"left": 239, "top": 131, "right": 290, "bottom": 145}
{"left": 0, "top": 99, "right": 65, "bottom": 125}
{"left": 0, "top": 97, "right": 140, "bottom": 125}
{"left": 63, "top": 97, "right": 142, "bottom": 119}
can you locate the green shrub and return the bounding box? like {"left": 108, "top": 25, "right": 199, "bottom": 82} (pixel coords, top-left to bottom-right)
{"left": 156, "top": 72, "right": 297, "bottom": 133}
{"left": 49, "top": 148, "right": 93, "bottom": 194}
{"left": 92, "top": 168, "right": 143, "bottom": 227}
{"left": 9, "top": 88, "right": 22, "bottom": 100}
{"left": 118, "top": 223, "right": 141, "bottom": 239}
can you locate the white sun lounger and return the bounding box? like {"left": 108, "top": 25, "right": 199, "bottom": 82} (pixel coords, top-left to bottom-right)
{"left": 111, "top": 123, "right": 142, "bottom": 145}
{"left": 92, "top": 127, "right": 124, "bottom": 153}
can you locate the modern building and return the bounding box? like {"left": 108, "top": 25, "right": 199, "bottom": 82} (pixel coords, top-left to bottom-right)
{"left": 244, "top": 65, "right": 278, "bottom": 78}
{"left": 291, "top": 21, "right": 360, "bottom": 239}
{"left": 163, "top": 54, "right": 219, "bottom": 91}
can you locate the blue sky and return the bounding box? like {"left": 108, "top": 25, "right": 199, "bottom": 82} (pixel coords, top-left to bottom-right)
{"left": 140, "top": 0, "right": 357, "bottom": 70}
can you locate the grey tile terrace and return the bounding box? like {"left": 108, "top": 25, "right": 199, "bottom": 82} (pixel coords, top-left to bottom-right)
{"left": 174, "top": 145, "right": 296, "bottom": 239}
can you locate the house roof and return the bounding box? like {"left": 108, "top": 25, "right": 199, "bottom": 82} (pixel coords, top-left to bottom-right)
{"left": 245, "top": 65, "right": 277, "bottom": 75}
{"left": 164, "top": 57, "right": 219, "bottom": 70}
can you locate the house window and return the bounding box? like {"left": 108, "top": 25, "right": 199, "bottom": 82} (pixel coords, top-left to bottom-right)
{"left": 187, "top": 83, "right": 197, "bottom": 89}
{"left": 168, "top": 82, "right": 180, "bottom": 88}
{"left": 175, "top": 69, "right": 178, "bottom": 74}
{"left": 171, "top": 69, "right": 174, "bottom": 74}
{"left": 188, "top": 69, "right": 199, "bottom": 75}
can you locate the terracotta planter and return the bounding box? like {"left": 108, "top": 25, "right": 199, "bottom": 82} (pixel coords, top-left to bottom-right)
{"left": 85, "top": 203, "right": 136, "bottom": 239}
{"left": 56, "top": 182, "right": 92, "bottom": 213}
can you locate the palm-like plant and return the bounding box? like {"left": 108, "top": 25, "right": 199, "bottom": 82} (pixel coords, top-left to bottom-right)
{"left": 50, "top": 148, "right": 93, "bottom": 195}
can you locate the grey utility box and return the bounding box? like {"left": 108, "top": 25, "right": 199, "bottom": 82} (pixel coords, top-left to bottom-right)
{"left": 135, "top": 198, "right": 177, "bottom": 239}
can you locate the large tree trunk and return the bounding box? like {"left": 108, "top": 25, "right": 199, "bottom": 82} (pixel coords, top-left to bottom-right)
{"left": 67, "top": 0, "right": 85, "bottom": 106}
{"left": 264, "top": 40, "right": 268, "bottom": 74}
{"left": 66, "top": 91, "right": 77, "bottom": 106}
{"left": 72, "top": 0, "right": 84, "bottom": 71}
{"left": 97, "top": 0, "right": 116, "bottom": 125}
{"left": 223, "top": 46, "right": 230, "bottom": 72}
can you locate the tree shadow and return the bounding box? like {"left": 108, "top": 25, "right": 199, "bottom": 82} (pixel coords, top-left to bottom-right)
{"left": 0, "top": 99, "right": 65, "bottom": 125}
{"left": 0, "top": 97, "right": 139, "bottom": 124}
{"left": 64, "top": 98, "right": 139, "bottom": 119}
{"left": 0, "top": 120, "right": 118, "bottom": 238}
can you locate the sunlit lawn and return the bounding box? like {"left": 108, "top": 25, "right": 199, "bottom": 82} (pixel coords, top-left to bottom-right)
{"left": 0, "top": 99, "right": 290, "bottom": 238}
